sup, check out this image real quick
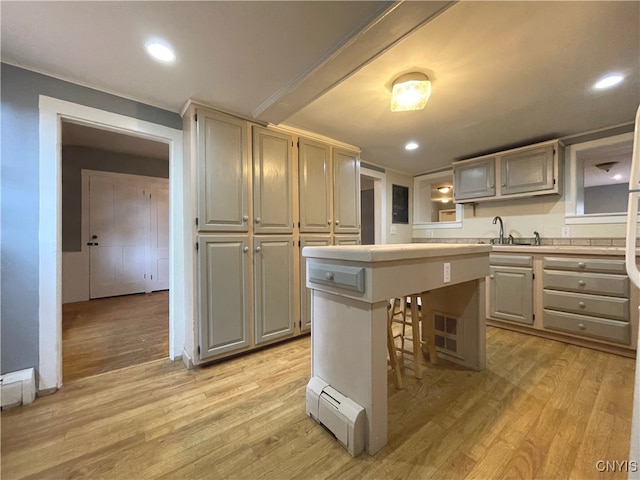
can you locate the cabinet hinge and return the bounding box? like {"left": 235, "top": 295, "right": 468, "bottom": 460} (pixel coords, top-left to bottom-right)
{"left": 151, "top": 274, "right": 153, "bottom": 280}
{"left": 297, "top": 141, "right": 300, "bottom": 148}
{"left": 195, "top": 113, "right": 198, "bottom": 122}
{"left": 195, "top": 217, "right": 199, "bottom": 226}
{"left": 533, "top": 314, "right": 536, "bottom": 321}
{"left": 299, "top": 320, "right": 302, "bottom": 329}
{"left": 196, "top": 242, "right": 199, "bottom": 251}
{"left": 144, "top": 273, "right": 146, "bottom": 279}
{"left": 298, "top": 240, "right": 301, "bottom": 247}
{"left": 197, "top": 345, "right": 201, "bottom": 355}
{"left": 553, "top": 178, "right": 556, "bottom": 185}
{"left": 532, "top": 273, "right": 535, "bottom": 280}
{"left": 298, "top": 221, "right": 300, "bottom": 228}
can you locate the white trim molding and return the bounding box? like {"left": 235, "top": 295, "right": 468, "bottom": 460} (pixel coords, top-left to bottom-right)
{"left": 38, "top": 95, "right": 190, "bottom": 391}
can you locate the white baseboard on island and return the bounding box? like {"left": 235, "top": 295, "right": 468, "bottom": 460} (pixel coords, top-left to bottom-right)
{"left": 1, "top": 368, "right": 36, "bottom": 409}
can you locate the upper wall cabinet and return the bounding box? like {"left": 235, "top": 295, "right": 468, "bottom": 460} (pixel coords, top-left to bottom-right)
{"left": 197, "top": 109, "right": 249, "bottom": 231}
{"left": 299, "top": 138, "right": 331, "bottom": 233}
{"left": 252, "top": 127, "right": 293, "bottom": 234}
{"left": 333, "top": 148, "right": 361, "bottom": 233}
{"left": 453, "top": 139, "right": 562, "bottom": 203}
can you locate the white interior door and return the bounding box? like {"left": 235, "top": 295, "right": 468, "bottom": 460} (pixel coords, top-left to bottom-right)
{"left": 149, "top": 183, "right": 170, "bottom": 291}
{"left": 89, "top": 175, "right": 148, "bottom": 298}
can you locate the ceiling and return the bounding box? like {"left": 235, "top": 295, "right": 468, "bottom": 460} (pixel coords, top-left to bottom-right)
{"left": 2, "top": 1, "right": 639, "bottom": 176}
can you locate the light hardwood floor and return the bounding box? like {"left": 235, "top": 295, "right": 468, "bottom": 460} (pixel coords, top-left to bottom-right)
{"left": 1, "top": 327, "right": 634, "bottom": 479}
{"left": 62, "top": 291, "right": 169, "bottom": 382}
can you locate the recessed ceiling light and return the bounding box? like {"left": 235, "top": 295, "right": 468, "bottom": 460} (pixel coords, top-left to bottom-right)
{"left": 613, "top": 174, "right": 623, "bottom": 180}
{"left": 405, "top": 142, "right": 419, "bottom": 151}
{"left": 146, "top": 42, "right": 176, "bottom": 63}
{"left": 594, "top": 73, "right": 624, "bottom": 90}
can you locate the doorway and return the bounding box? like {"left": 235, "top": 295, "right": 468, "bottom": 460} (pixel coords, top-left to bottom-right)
{"left": 61, "top": 121, "right": 171, "bottom": 381}
{"left": 38, "top": 96, "right": 188, "bottom": 391}
{"left": 360, "top": 166, "right": 386, "bottom": 244}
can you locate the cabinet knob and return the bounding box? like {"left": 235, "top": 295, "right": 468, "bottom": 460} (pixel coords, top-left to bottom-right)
{"left": 243, "top": 246, "right": 249, "bottom": 253}
{"left": 578, "top": 280, "right": 586, "bottom": 287}
{"left": 328, "top": 220, "right": 331, "bottom": 225}
{"left": 489, "top": 274, "right": 495, "bottom": 279}
{"left": 325, "top": 272, "right": 334, "bottom": 281}
{"left": 335, "top": 220, "right": 340, "bottom": 225}
{"left": 255, "top": 218, "right": 261, "bottom": 224}
{"left": 577, "top": 262, "right": 586, "bottom": 269}
{"left": 242, "top": 215, "right": 249, "bottom": 221}
{"left": 578, "top": 301, "right": 586, "bottom": 308}
{"left": 578, "top": 323, "right": 586, "bottom": 330}
{"left": 255, "top": 246, "right": 261, "bottom": 253}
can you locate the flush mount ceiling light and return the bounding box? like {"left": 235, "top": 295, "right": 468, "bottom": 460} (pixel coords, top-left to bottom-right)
{"left": 594, "top": 73, "right": 624, "bottom": 90}
{"left": 595, "top": 161, "right": 619, "bottom": 172}
{"left": 437, "top": 186, "right": 451, "bottom": 193}
{"left": 613, "top": 174, "right": 623, "bottom": 180}
{"left": 405, "top": 141, "right": 419, "bottom": 151}
{"left": 146, "top": 42, "right": 176, "bottom": 63}
{"left": 390, "top": 72, "right": 431, "bottom": 112}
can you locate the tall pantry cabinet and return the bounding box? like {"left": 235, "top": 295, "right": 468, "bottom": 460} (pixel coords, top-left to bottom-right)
{"left": 184, "top": 102, "right": 360, "bottom": 364}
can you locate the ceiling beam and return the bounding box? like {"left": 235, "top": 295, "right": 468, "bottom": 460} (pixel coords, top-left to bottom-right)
{"left": 252, "top": 0, "right": 456, "bottom": 125}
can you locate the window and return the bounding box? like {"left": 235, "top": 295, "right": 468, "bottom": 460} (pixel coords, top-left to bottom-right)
{"left": 565, "top": 132, "right": 633, "bottom": 224}
{"left": 413, "top": 170, "right": 462, "bottom": 229}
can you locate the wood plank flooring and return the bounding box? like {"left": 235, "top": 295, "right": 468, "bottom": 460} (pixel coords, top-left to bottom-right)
{"left": 1, "top": 327, "right": 635, "bottom": 479}
{"left": 62, "top": 291, "right": 169, "bottom": 382}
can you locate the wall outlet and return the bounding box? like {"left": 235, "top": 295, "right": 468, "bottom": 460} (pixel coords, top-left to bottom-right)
{"left": 443, "top": 262, "right": 451, "bottom": 283}
{"left": 390, "top": 225, "right": 397, "bottom": 235}
{"left": 561, "top": 226, "right": 571, "bottom": 238}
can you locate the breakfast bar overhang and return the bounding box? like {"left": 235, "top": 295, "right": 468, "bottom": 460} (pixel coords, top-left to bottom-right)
{"left": 302, "top": 243, "right": 492, "bottom": 456}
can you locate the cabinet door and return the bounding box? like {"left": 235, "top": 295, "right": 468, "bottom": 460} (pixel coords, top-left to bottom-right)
{"left": 300, "top": 236, "right": 331, "bottom": 332}
{"left": 489, "top": 265, "right": 533, "bottom": 324}
{"left": 501, "top": 144, "right": 554, "bottom": 195}
{"left": 299, "top": 138, "right": 331, "bottom": 233}
{"left": 252, "top": 127, "right": 293, "bottom": 234}
{"left": 198, "top": 236, "right": 250, "bottom": 360}
{"left": 453, "top": 158, "right": 496, "bottom": 201}
{"left": 254, "top": 236, "right": 294, "bottom": 344}
{"left": 333, "top": 148, "right": 361, "bottom": 233}
{"left": 197, "top": 109, "right": 248, "bottom": 232}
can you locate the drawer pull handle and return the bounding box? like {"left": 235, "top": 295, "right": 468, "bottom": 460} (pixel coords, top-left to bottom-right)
{"left": 325, "top": 272, "right": 334, "bottom": 281}
{"left": 578, "top": 323, "right": 586, "bottom": 330}
{"left": 577, "top": 262, "right": 586, "bottom": 268}
{"left": 578, "top": 280, "right": 586, "bottom": 287}
{"left": 578, "top": 301, "right": 586, "bottom": 308}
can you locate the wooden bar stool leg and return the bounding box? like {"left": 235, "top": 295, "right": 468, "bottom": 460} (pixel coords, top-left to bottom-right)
{"left": 409, "top": 294, "right": 423, "bottom": 379}
{"left": 387, "top": 303, "right": 403, "bottom": 389}
{"left": 420, "top": 292, "right": 438, "bottom": 365}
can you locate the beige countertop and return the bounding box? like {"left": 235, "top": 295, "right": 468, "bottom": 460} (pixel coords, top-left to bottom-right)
{"left": 302, "top": 243, "right": 492, "bottom": 263}
{"left": 491, "top": 245, "right": 630, "bottom": 255}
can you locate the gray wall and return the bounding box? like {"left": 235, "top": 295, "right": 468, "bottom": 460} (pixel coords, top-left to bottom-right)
{"left": 361, "top": 189, "right": 375, "bottom": 245}
{"left": 63, "top": 146, "right": 169, "bottom": 252}
{"left": 584, "top": 183, "right": 628, "bottom": 214}
{"left": 1, "top": 63, "right": 181, "bottom": 375}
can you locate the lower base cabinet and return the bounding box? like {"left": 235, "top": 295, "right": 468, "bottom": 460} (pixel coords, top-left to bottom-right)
{"left": 488, "top": 255, "right": 534, "bottom": 325}
{"left": 197, "top": 235, "right": 295, "bottom": 363}
{"left": 254, "top": 236, "right": 294, "bottom": 344}
{"left": 198, "top": 235, "right": 251, "bottom": 361}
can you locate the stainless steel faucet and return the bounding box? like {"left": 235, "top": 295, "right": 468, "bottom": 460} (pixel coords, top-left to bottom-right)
{"left": 533, "top": 231, "right": 541, "bottom": 246}
{"left": 492, "top": 216, "right": 504, "bottom": 244}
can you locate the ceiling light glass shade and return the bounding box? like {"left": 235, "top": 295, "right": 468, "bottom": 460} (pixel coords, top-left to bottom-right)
{"left": 391, "top": 73, "right": 431, "bottom": 112}
{"left": 437, "top": 186, "right": 450, "bottom": 193}
{"left": 405, "top": 141, "right": 419, "bottom": 150}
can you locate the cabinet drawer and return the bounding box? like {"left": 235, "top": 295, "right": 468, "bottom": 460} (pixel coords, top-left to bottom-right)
{"left": 543, "top": 270, "right": 629, "bottom": 297}
{"left": 543, "top": 290, "right": 629, "bottom": 321}
{"left": 543, "top": 310, "right": 630, "bottom": 345}
{"left": 490, "top": 254, "right": 533, "bottom": 267}
{"left": 543, "top": 257, "right": 626, "bottom": 274}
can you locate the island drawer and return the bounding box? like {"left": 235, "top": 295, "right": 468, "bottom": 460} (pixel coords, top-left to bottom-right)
{"left": 542, "top": 270, "right": 629, "bottom": 297}
{"left": 543, "top": 289, "right": 629, "bottom": 321}
{"left": 489, "top": 254, "right": 533, "bottom": 267}
{"left": 543, "top": 309, "right": 630, "bottom": 345}
{"left": 543, "top": 257, "right": 626, "bottom": 274}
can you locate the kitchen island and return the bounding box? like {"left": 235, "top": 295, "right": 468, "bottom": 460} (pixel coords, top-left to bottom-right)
{"left": 302, "top": 243, "right": 492, "bottom": 456}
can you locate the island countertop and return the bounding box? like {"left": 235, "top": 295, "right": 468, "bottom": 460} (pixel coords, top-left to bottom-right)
{"left": 302, "top": 243, "right": 492, "bottom": 263}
